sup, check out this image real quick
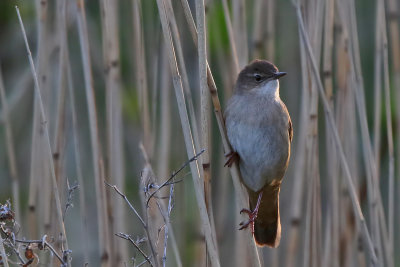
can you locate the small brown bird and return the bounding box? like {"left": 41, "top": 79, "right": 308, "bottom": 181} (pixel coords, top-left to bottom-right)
{"left": 224, "top": 60, "right": 292, "bottom": 247}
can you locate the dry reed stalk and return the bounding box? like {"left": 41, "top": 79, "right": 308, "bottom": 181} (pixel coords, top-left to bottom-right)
{"left": 153, "top": 59, "right": 182, "bottom": 266}
{"left": 212, "top": 28, "right": 234, "bottom": 253}
{"left": 251, "top": 0, "right": 264, "bottom": 58}
{"left": 133, "top": 0, "right": 152, "bottom": 155}
{"left": 27, "top": 0, "right": 47, "bottom": 238}
{"left": 0, "top": 66, "right": 21, "bottom": 223}
{"left": 373, "top": 1, "right": 382, "bottom": 174}
{"left": 221, "top": 0, "right": 240, "bottom": 74}
{"left": 294, "top": 3, "right": 378, "bottom": 265}
{"left": 232, "top": 0, "right": 248, "bottom": 68}
{"left": 214, "top": 153, "right": 230, "bottom": 239}
{"left": 196, "top": 0, "right": 216, "bottom": 259}
{"left": 150, "top": 47, "right": 160, "bottom": 150}
{"left": 285, "top": 29, "right": 310, "bottom": 267}
{"left": 379, "top": 1, "right": 395, "bottom": 265}
{"left": 375, "top": 0, "right": 386, "bottom": 260}
{"left": 307, "top": 1, "right": 325, "bottom": 265}
{"left": 133, "top": 2, "right": 166, "bottom": 262}
{"left": 16, "top": 6, "right": 71, "bottom": 266}
{"left": 211, "top": 26, "right": 242, "bottom": 266}
{"left": 302, "top": 153, "right": 314, "bottom": 267}
{"left": 56, "top": 1, "right": 90, "bottom": 261}
{"left": 27, "top": 84, "right": 39, "bottom": 238}
{"left": 334, "top": 14, "right": 356, "bottom": 266}
{"left": 386, "top": 0, "right": 400, "bottom": 261}
{"left": 75, "top": 0, "right": 112, "bottom": 265}
{"left": 100, "top": 0, "right": 128, "bottom": 263}
{"left": 336, "top": 0, "right": 388, "bottom": 262}
{"left": 162, "top": 184, "right": 175, "bottom": 267}
{"left": 34, "top": 0, "right": 54, "bottom": 234}
{"left": 336, "top": 0, "right": 391, "bottom": 263}
{"left": 322, "top": 211, "right": 332, "bottom": 267}
{"left": 140, "top": 161, "right": 161, "bottom": 267}
{"left": 157, "top": 46, "right": 172, "bottom": 183}
{"left": 179, "top": 0, "right": 262, "bottom": 265}
{"left": 294, "top": 1, "right": 324, "bottom": 266}
{"left": 321, "top": 0, "right": 339, "bottom": 266}
{"left": 164, "top": 0, "right": 201, "bottom": 152}
{"left": 53, "top": 0, "right": 68, "bottom": 195}
{"left": 51, "top": 4, "right": 68, "bottom": 250}
{"left": 65, "top": 48, "right": 90, "bottom": 263}
{"left": 155, "top": 0, "right": 220, "bottom": 266}
{"left": 196, "top": 0, "right": 219, "bottom": 264}
{"left": 265, "top": 0, "right": 276, "bottom": 60}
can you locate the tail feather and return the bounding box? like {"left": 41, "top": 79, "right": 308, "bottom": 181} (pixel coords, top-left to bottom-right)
{"left": 249, "top": 185, "right": 281, "bottom": 247}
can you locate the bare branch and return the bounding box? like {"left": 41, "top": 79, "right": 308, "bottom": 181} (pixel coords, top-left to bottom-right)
{"left": 63, "top": 179, "right": 79, "bottom": 222}
{"left": 146, "top": 149, "right": 205, "bottom": 206}
{"left": 115, "top": 233, "right": 153, "bottom": 267}
{"left": 104, "top": 181, "right": 146, "bottom": 227}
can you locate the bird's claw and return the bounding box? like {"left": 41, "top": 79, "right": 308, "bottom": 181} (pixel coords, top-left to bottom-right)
{"left": 224, "top": 151, "right": 239, "bottom": 167}
{"left": 238, "top": 209, "right": 258, "bottom": 232}
{"left": 238, "top": 191, "right": 264, "bottom": 234}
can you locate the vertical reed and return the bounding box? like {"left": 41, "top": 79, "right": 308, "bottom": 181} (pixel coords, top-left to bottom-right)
{"left": 75, "top": 0, "right": 112, "bottom": 265}
{"left": 155, "top": 0, "right": 220, "bottom": 265}
{"left": 0, "top": 0, "right": 398, "bottom": 266}
{"left": 100, "top": 0, "right": 128, "bottom": 264}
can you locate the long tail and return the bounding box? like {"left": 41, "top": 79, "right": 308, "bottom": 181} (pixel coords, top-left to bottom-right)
{"left": 249, "top": 184, "right": 281, "bottom": 247}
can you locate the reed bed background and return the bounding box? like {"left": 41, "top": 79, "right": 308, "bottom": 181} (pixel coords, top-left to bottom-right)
{"left": 0, "top": 0, "right": 399, "bottom": 266}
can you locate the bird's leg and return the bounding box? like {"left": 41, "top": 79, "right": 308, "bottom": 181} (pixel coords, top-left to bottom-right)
{"left": 239, "top": 191, "right": 263, "bottom": 234}
{"left": 224, "top": 151, "right": 239, "bottom": 167}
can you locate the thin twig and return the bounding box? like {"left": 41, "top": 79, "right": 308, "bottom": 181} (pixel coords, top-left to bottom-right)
{"left": 147, "top": 149, "right": 205, "bottom": 206}
{"left": 105, "top": 181, "right": 146, "bottom": 227}
{"left": 63, "top": 179, "right": 79, "bottom": 222}
{"left": 115, "top": 233, "right": 153, "bottom": 267}
{"left": 1, "top": 230, "right": 66, "bottom": 266}
{"left": 11, "top": 246, "right": 26, "bottom": 265}
{"left": 140, "top": 143, "right": 182, "bottom": 267}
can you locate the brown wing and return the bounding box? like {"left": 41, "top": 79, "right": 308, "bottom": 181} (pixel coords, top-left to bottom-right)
{"left": 288, "top": 117, "right": 293, "bottom": 142}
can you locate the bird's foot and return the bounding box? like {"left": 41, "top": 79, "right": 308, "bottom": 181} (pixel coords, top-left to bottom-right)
{"left": 239, "top": 191, "right": 263, "bottom": 234}
{"left": 224, "top": 151, "right": 239, "bottom": 167}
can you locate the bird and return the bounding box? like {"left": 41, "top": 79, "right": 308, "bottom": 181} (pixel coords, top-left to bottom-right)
{"left": 224, "top": 59, "right": 292, "bottom": 248}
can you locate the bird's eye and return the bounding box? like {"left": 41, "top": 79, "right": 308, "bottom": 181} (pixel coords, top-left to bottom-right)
{"left": 254, "top": 74, "right": 262, "bottom": 82}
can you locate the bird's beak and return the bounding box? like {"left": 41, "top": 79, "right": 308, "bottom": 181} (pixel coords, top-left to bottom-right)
{"left": 273, "top": 72, "right": 287, "bottom": 79}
